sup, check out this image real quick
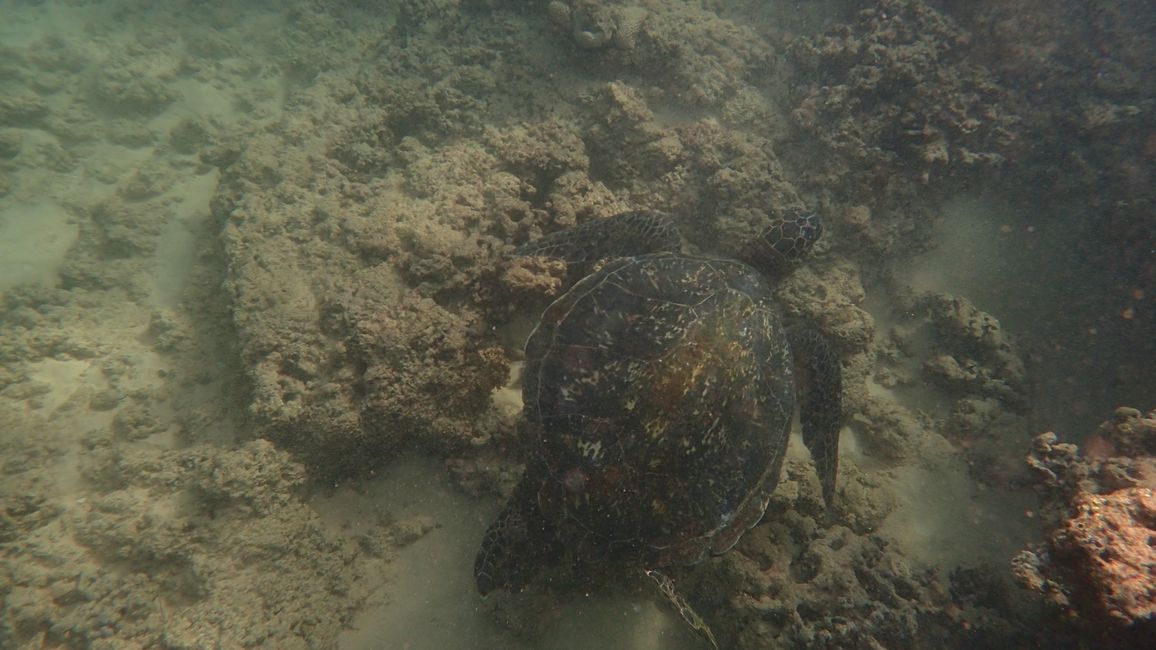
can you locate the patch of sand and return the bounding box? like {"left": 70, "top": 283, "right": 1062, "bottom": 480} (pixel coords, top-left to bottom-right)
{"left": 0, "top": 202, "right": 78, "bottom": 292}
{"left": 321, "top": 457, "right": 702, "bottom": 650}
{"left": 879, "top": 455, "right": 1038, "bottom": 569}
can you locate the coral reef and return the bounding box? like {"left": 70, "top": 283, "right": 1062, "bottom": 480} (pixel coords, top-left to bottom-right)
{"left": 1013, "top": 408, "right": 1156, "bottom": 644}
{"left": 0, "top": 0, "right": 1150, "bottom": 648}
{"left": 1050, "top": 488, "right": 1154, "bottom": 623}
{"left": 862, "top": 290, "right": 1033, "bottom": 489}
{"left": 717, "top": 519, "right": 942, "bottom": 648}
{"left": 947, "top": 0, "right": 1155, "bottom": 428}
{"left": 210, "top": 2, "right": 877, "bottom": 482}
{"left": 673, "top": 456, "right": 1046, "bottom": 649}
{"left": 546, "top": 0, "right": 650, "bottom": 51}
{"left": 1, "top": 438, "right": 376, "bottom": 649}
{"left": 920, "top": 293, "right": 1027, "bottom": 410}
{"left": 788, "top": 0, "right": 1019, "bottom": 200}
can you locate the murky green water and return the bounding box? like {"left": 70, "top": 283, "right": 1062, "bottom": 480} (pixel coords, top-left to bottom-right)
{"left": 1, "top": 1, "right": 1151, "bottom": 648}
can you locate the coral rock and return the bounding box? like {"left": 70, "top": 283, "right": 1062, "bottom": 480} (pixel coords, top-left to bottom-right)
{"left": 1051, "top": 488, "right": 1155, "bottom": 626}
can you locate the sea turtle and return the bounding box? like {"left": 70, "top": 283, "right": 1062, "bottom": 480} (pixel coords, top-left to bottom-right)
{"left": 475, "top": 209, "right": 842, "bottom": 642}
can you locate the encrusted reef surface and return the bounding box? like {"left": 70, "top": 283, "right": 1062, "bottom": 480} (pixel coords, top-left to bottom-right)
{"left": 1013, "top": 408, "right": 1156, "bottom": 645}
{"left": 789, "top": 0, "right": 1018, "bottom": 194}
{"left": 682, "top": 462, "right": 957, "bottom": 649}
{"left": 209, "top": 1, "right": 1047, "bottom": 644}
{"left": 1, "top": 0, "right": 1152, "bottom": 648}
{"left": 955, "top": 1, "right": 1154, "bottom": 438}
{"left": 213, "top": 2, "right": 870, "bottom": 475}
{"left": 0, "top": 2, "right": 423, "bottom": 648}
{"left": 1, "top": 437, "right": 372, "bottom": 649}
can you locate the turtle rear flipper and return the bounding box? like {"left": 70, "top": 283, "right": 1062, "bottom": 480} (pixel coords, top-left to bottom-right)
{"left": 474, "top": 474, "right": 557, "bottom": 595}
{"left": 516, "top": 210, "right": 681, "bottom": 267}
{"left": 787, "top": 326, "right": 842, "bottom": 508}
{"left": 645, "top": 569, "right": 719, "bottom": 650}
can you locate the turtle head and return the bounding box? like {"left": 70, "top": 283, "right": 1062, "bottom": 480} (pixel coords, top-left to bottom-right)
{"left": 741, "top": 210, "right": 822, "bottom": 282}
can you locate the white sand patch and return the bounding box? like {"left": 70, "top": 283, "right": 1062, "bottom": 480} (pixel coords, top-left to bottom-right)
{"left": 492, "top": 360, "right": 524, "bottom": 419}
{"left": 315, "top": 457, "right": 514, "bottom": 650}
{"left": 320, "top": 457, "right": 701, "bottom": 650}
{"left": 25, "top": 358, "right": 97, "bottom": 414}
{"left": 21, "top": 358, "right": 116, "bottom": 501}
{"left": 162, "top": 80, "right": 238, "bottom": 124}
{"left": 150, "top": 169, "right": 218, "bottom": 307}
{"left": 878, "top": 452, "right": 1037, "bottom": 569}
{"left": 0, "top": 0, "right": 95, "bottom": 48}
{"left": 551, "top": 596, "right": 696, "bottom": 650}
{"left": 0, "top": 201, "right": 78, "bottom": 292}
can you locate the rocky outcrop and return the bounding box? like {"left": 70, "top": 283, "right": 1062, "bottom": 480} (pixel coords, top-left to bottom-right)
{"left": 1013, "top": 408, "right": 1156, "bottom": 644}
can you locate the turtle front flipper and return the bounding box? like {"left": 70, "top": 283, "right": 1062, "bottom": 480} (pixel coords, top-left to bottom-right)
{"left": 787, "top": 326, "right": 843, "bottom": 508}
{"left": 474, "top": 473, "right": 556, "bottom": 595}
{"left": 516, "top": 210, "right": 681, "bottom": 267}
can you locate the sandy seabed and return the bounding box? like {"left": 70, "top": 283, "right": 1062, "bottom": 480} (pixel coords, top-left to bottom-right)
{"left": 1, "top": 1, "right": 1152, "bottom": 649}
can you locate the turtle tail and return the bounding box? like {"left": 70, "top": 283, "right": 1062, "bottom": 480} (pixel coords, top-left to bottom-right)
{"left": 787, "top": 326, "right": 843, "bottom": 508}
{"left": 474, "top": 473, "right": 555, "bottom": 595}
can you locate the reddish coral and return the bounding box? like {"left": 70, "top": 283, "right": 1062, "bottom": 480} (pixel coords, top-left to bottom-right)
{"left": 1016, "top": 408, "right": 1156, "bottom": 641}
{"left": 1050, "top": 488, "right": 1155, "bottom": 625}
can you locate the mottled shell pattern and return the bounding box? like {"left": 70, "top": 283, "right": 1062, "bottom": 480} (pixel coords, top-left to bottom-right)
{"left": 522, "top": 252, "right": 795, "bottom": 566}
